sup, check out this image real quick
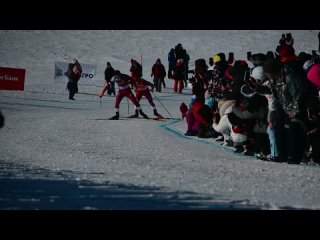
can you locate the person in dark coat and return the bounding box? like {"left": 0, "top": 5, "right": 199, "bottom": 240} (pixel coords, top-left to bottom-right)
{"left": 151, "top": 58, "right": 166, "bottom": 92}
{"left": 67, "top": 59, "right": 82, "bottom": 100}
{"left": 168, "top": 48, "right": 176, "bottom": 79}
{"left": 104, "top": 62, "right": 115, "bottom": 95}
{"left": 0, "top": 110, "right": 4, "bottom": 128}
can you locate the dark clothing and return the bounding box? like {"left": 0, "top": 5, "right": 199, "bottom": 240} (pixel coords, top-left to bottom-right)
{"left": 173, "top": 62, "right": 185, "bottom": 93}
{"left": 104, "top": 66, "right": 115, "bottom": 82}
{"left": 152, "top": 62, "right": 166, "bottom": 79}
{"left": 67, "top": 81, "right": 78, "bottom": 99}
{"left": 67, "top": 62, "right": 82, "bottom": 99}
{"left": 306, "top": 118, "right": 320, "bottom": 163}
{"left": 168, "top": 50, "right": 176, "bottom": 79}
{"left": 104, "top": 66, "right": 115, "bottom": 95}
{"left": 152, "top": 61, "right": 166, "bottom": 92}
{"left": 0, "top": 110, "right": 4, "bottom": 128}
{"left": 269, "top": 63, "right": 309, "bottom": 163}
{"left": 273, "top": 64, "right": 308, "bottom": 118}
{"left": 130, "top": 61, "right": 143, "bottom": 79}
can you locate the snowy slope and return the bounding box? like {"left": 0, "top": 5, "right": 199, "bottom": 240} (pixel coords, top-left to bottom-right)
{"left": 1, "top": 30, "right": 320, "bottom": 209}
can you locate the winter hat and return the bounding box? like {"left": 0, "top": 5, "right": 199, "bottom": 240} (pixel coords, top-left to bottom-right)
{"left": 250, "top": 66, "right": 266, "bottom": 83}
{"left": 266, "top": 51, "right": 275, "bottom": 60}
{"left": 251, "top": 53, "right": 266, "bottom": 66}
{"left": 218, "top": 53, "right": 226, "bottom": 62}
{"left": 180, "top": 102, "right": 188, "bottom": 119}
{"left": 227, "top": 61, "right": 248, "bottom": 78}
{"left": 263, "top": 59, "right": 281, "bottom": 75}
{"left": 234, "top": 60, "right": 248, "bottom": 69}
{"left": 279, "top": 45, "right": 295, "bottom": 57}
{"left": 298, "top": 52, "right": 312, "bottom": 64}
{"left": 214, "top": 55, "right": 222, "bottom": 64}
{"left": 191, "top": 95, "right": 198, "bottom": 106}
{"left": 114, "top": 70, "right": 121, "bottom": 76}
{"left": 306, "top": 63, "right": 320, "bottom": 90}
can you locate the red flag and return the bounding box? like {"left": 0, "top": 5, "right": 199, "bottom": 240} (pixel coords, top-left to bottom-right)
{"left": 0, "top": 67, "right": 26, "bottom": 91}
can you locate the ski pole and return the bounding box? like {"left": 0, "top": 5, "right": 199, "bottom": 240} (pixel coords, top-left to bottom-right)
{"left": 127, "top": 97, "right": 129, "bottom": 117}
{"left": 151, "top": 91, "right": 174, "bottom": 119}
{"left": 100, "top": 97, "right": 102, "bottom": 108}
{"left": 140, "top": 54, "right": 143, "bottom": 76}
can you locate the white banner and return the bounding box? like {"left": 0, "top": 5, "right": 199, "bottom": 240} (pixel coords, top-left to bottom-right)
{"left": 54, "top": 62, "right": 97, "bottom": 86}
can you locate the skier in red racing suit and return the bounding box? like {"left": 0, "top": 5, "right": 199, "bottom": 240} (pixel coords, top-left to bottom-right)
{"left": 98, "top": 70, "right": 149, "bottom": 120}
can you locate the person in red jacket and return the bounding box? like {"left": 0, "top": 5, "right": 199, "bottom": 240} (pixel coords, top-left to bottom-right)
{"left": 98, "top": 70, "right": 148, "bottom": 120}
{"left": 131, "top": 77, "right": 164, "bottom": 119}
{"left": 151, "top": 58, "right": 166, "bottom": 92}
{"left": 191, "top": 83, "right": 216, "bottom": 138}
{"left": 180, "top": 102, "right": 201, "bottom": 136}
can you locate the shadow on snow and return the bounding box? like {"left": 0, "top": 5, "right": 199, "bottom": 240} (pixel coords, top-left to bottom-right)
{"left": 0, "top": 160, "right": 266, "bottom": 210}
